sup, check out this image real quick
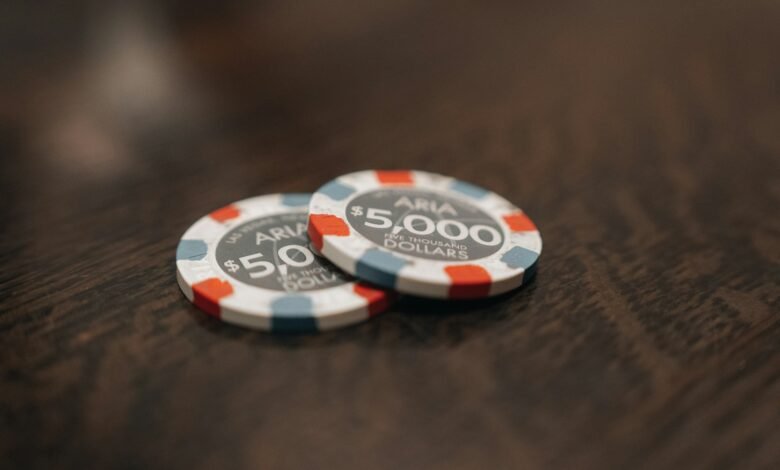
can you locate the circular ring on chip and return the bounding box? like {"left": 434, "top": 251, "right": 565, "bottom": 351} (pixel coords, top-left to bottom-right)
{"left": 176, "top": 193, "right": 394, "bottom": 332}
{"left": 308, "top": 170, "right": 542, "bottom": 299}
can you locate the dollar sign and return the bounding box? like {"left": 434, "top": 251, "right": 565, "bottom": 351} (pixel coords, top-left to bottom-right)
{"left": 223, "top": 259, "right": 240, "bottom": 273}
{"left": 350, "top": 206, "right": 364, "bottom": 217}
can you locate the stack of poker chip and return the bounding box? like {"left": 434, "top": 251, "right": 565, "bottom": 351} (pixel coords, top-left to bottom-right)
{"left": 176, "top": 170, "right": 542, "bottom": 332}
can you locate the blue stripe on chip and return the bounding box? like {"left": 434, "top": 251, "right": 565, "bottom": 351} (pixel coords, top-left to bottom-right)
{"left": 500, "top": 246, "right": 538, "bottom": 269}
{"left": 449, "top": 180, "right": 489, "bottom": 199}
{"left": 318, "top": 180, "right": 356, "bottom": 201}
{"left": 176, "top": 239, "right": 208, "bottom": 261}
{"left": 281, "top": 193, "right": 311, "bottom": 207}
{"left": 355, "top": 249, "right": 407, "bottom": 289}
{"left": 270, "top": 295, "right": 317, "bottom": 332}
{"left": 522, "top": 262, "right": 538, "bottom": 282}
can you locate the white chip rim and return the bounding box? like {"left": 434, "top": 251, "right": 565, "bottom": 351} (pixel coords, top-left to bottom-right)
{"left": 176, "top": 193, "right": 392, "bottom": 332}
{"left": 308, "top": 170, "right": 542, "bottom": 299}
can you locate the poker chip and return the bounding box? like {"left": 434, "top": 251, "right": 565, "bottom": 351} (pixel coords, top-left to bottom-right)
{"left": 308, "top": 170, "right": 542, "bottom": 299}
{"left": 176, "top": 193, "right": 393, "bottom": 332}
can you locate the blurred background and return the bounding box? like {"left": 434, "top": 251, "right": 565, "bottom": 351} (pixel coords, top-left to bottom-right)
{"left": 4, "top": 1, "right": 778, "bottom": 201}
{"left": 1, "top": 1, "right": 778, "bottom": 469}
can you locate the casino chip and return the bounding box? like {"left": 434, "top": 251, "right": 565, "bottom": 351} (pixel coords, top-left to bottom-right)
{"left": 176, "top": 193, "right": 393, "bottom": 332}
{"left": 308, "top": 170, "right": 542, "bottom": 299}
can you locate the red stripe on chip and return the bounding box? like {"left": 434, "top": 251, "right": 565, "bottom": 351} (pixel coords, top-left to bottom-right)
{"left": 308, "top": 214, "right": 350, "bottom": 251}
{"left": 353, "top": 283, "right": 394, "bottom": 316}
{"left": 503, "top": 212, "right": 537, "bottom": 232}
{"left": 209, "top": 204, "right": 241, "bottom": 223}
{"left": 192, "top": 278, "right": 234, "bottom": 317}
{"left": 444, "top": 265, "right": 492, "bottom": 299}
{"left": 375, "top": 170, "right": 414, "bottom": 185}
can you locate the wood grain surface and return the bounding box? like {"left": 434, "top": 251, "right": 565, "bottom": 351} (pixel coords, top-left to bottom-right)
{"left": 1, "top": 1, "right": 778, "bottom": 469}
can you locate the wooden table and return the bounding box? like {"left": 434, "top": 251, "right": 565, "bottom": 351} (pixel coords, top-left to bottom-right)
{"left": 2, "top": 1, "right": 778, "bottom": 468}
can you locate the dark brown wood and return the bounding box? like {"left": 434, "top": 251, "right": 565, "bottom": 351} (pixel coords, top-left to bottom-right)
{"left": 1, "top": 1, "right": 778, "bottom": 469}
